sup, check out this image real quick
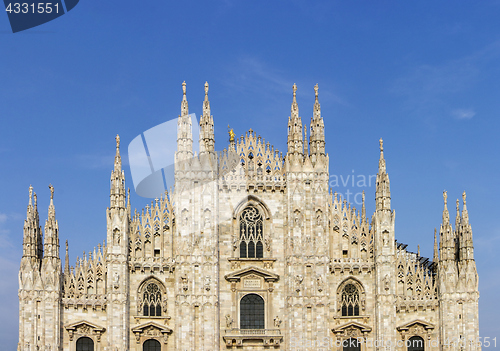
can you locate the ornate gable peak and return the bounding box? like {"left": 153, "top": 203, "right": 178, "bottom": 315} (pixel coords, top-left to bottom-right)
{"left": 132, "top": 321, "right": 173, "bottom": 334}
{"left": 65, "top": 320, "right": 106, "bottom": 333}
{"left": 396, "top": 319, "right": 435, "bottom": 331}
{"left": 332, "top": 321, "right": 372, "bottom": 333}
{"left": 224, "top": 266, "right": 279, "bottom": 282}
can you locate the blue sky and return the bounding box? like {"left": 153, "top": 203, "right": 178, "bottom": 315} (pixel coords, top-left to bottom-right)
{"left": 1, "top": 1, "right": 499, "bottom": 349}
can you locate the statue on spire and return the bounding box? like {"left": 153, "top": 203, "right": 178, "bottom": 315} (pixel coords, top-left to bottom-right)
{"left": 379, "top": 138, "right": 384, "bottom": 152}
{"left": 314, "top": 83, "right": 319, "bottom": 100}
{"left": 49, "top": 184, "right": 54, "bottom": 200}
{"left": 228, "top": 125, "right": 235, "bottom": 142}
{"left": 29, "top": 185, "right": 33, "bottom": 206}
{"left": 291, "top": 83, "right": 299, "bottom": 115}
{"left": 204, "top": 81, "right": 209, "bottom": 96}
{"left": 182, "top": 81, "right": 187, "bottom": 96}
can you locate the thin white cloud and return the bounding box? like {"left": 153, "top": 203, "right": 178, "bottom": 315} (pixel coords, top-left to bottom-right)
{"left": 451, "top": 108, "right": 475, "bottom": 120}
{"left": 221, "top": 56, "right": 346, "bottom": 105}
{"left": 391, "top": 40, "right": 500, "bottom": 121}
{"left": 0, "top": 213, "right": 22, "bottom": 249}
{"left": 0, "top": 213, "right": 11, "bottom": 249}
{"left": 223, "top": 56, "right": 291, "bottom": 94}
{"left": 75, "top": 152, "right": 129, "bottom": 169}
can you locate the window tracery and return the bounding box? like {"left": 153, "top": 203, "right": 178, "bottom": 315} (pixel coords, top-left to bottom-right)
{"left": 141, "top": 282, "right": 163, "bottom": 317}
{"left": 341, "top": 284, "right": 360, "bottom": 316}
{"left": 239, "top": 207, "right": 264, "bottom": 259}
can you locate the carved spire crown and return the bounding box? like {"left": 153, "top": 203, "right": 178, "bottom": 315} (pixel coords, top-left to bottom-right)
{"left": 181, "top": 80, "right": 189, "bottom": 116}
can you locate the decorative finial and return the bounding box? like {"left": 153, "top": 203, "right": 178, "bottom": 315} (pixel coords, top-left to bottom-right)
{"left": 33, "top": 192, "right": 37, "bottom": 207}
{"left": 182, "top": 81, "right": 187, "bottom": 96}
{"left": 115, "top": 134, "right": 120, "bottom": 149}
{"left": 204, "top": 81, "right": 209, "bottom": 96}
{"left": 456, "top": 199, "right": 460, "bottom": 212}
{"left": 379, "top": 138, "right": 384, "bottom": 152}
{"left": 29, "top": 185, "right": 33, "bottom": 206}
{"left": 293, "top": 83, "right": 297, "bottom": 97}
{"left": 49, "top": 184, "right": 54, "bottom": 200}
{"left": 66, "top": 240, "right": 68, "bottom": 251}
{"left": 462, "top": 191, "right": 466, "bottom": 205}
{"left": 314, "top": 83, "right": 319, "bottom": 100}
{"left": 443, "top": 190, "right": 447, "bottom": 205}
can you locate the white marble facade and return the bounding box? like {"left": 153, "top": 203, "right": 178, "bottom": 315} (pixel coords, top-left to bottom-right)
{"left": 18, "top": 83, "right": 479, "bottom": 351}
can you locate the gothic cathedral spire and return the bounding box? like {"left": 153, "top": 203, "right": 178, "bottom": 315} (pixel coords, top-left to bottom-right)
{"left": 309, "top": 84, "right": 325, "bottom": 163}
{"left": 22, "top": 185, "right": 42, "bottom": 260}
{"left": 176, "top": 81, "right": 193, "bottom": 160}
{"left": 287, "top": 83, "right": 303, "bottom": 156}
{"left": 200, "top": 81, "right": 215, "bottom": 154}
{"left": 375, "top": 139, "right": 391, "bottom": 211}
{"left": 459, "top": 192, "right": 475, "bottom": 262}
{"left": 43, "top": 184, "right": 59, "bottom": 258}
{"left": 110, "top": 135, "right": 126, "bottom": 210}
{"left": 439, "top": 191, "right": 455, "bottom": 262}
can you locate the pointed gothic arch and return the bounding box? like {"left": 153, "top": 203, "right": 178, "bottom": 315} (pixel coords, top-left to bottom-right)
{"left": 337, "top": 278, "right": 366, "bottom": 316}
{"left": 233, "top": 195, "right": 271, "bottom": 220}
{"left": 233, "top": 196, "right": 272, "bottom": 259}
{"left": 239, "top": 206, "right": 264, "bottom": 258}
{"left": 137, "top": 277, "right": 167, "bottom": 317}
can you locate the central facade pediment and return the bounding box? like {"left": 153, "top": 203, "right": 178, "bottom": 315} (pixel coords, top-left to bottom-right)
{"left": 333, "top": 321, "right": 372, "bottom": 334}
{"left": 224, "top": 266, "right": 279, "bottom": 282}
{"left": 132, "top": 321, "right": 173, "bottom": 334}
{"left": 132, "top": 322, "right": 173, "bottom": 344}
{"left": 65, "top": 320, "right": 106, "bottom": 341}
{"left": 396, "top": 319, "right": 435, "bottom": 331}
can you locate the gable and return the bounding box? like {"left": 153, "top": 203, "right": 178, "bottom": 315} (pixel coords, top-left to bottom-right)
{"left": 65, "top": 320, "right": 106, "bottom": 333}
{"left": 397, "top": 319, "right": 435, "bottom": 331}
{"left": 332, "top": 321, "right": 372, "bottom": 333}
{"left": 224, "top": 266, "right": 279, "bottom": 282}
{"left": 132, "top": 321, "right": 172, "bottom": 334}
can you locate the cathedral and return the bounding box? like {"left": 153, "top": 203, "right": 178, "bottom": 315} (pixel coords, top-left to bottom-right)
{"left": 18, "top": 83, "right": 479, "bottom": 351}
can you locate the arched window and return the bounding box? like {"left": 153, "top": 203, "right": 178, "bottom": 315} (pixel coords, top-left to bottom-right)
{"left": 239, "top": 207, "right": 264, "bottom": 258}
{"left": 343, "top": 338, "right": 361, "bottom": 351}
{"left": 240, "top": 293, "right": 265, "bottom": 329}
{"left": 341, "top": 284, "right": 360, "bottom": 316}
{"left": 142, "top": 282, "right": 162, "bottom": 317}
{"left": 408, "top": 336, "right": 424, "bottom": 351}
{"left": 76, "top": 337, "right": 94, "bottom": 351}
{"left": 143, "top": 339, "right": 161, "bottom": 351}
